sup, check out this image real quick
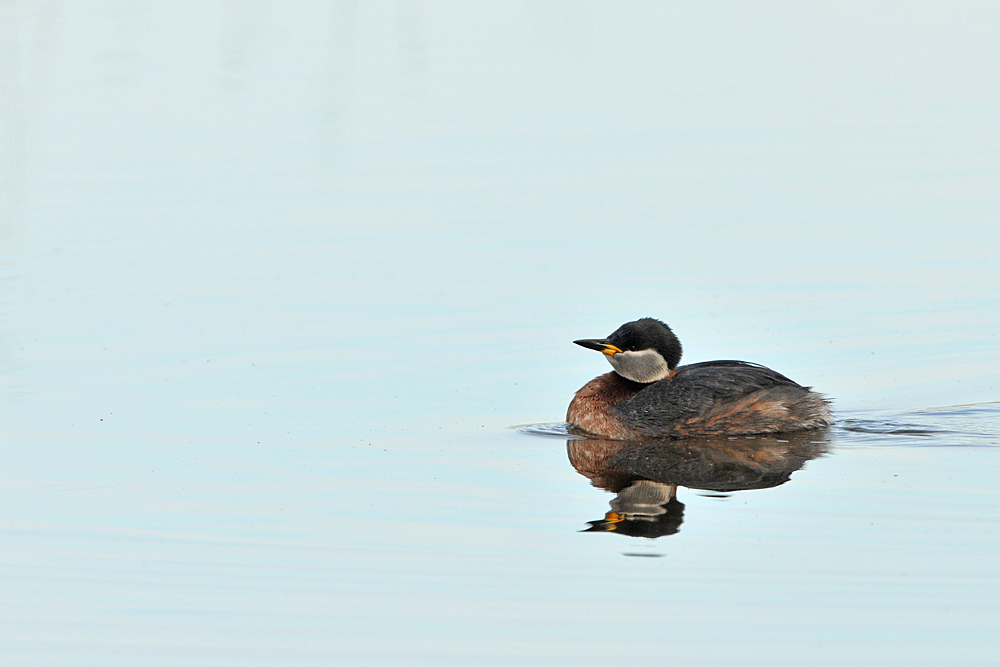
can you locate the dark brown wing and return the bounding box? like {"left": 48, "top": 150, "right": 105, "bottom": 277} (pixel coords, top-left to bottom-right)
{"left": 612, "top": 361, "right": 823, "bottom": 437}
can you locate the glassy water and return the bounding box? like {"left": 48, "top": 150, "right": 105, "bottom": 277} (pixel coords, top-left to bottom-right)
{"left": 2, "top": 3, "right": 999, "bottom": 665}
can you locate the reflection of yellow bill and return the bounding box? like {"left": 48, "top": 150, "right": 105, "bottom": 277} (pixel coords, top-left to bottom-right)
{"left": 604, "top": 511, "right": 625, "bottom": 530}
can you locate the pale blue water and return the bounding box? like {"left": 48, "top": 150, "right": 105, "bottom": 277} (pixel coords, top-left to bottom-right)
{"left": 2, "top": 3, "right": 999, "bottom": 665}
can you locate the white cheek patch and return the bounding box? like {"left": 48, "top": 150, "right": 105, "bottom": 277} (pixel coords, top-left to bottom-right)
{"left": 607, "top": 349, "right": 672, "bottom": 383}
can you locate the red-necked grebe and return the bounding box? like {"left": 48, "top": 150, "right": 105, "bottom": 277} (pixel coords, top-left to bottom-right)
{"left": 567, "top": 318, "right": 832, "bottom": 439}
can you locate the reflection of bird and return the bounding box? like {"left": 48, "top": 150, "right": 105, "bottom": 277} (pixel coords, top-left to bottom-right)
{"left": 569, "top": 318, "right": 832, "bottom": 439}
{"left": 582, "top": 480, "right": 685, "bottom": 538}
{"left": 569, "top": 431, "right": 829, "bottom": 538}
{"left": 567, "top": 432, "right": 829, "bottom": 492}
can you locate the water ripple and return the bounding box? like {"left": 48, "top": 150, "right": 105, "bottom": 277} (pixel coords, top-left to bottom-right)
{"left": 836, "top": 402, "right": 1000, "bottom": 447}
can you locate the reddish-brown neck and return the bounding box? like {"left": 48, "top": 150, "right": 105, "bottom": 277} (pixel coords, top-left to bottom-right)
{"left": 567, "top": 372, "right": 646, "bottom": 439}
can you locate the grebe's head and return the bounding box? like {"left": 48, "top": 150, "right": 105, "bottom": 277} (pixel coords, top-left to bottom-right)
{"left": 574, "top": 318, "right": 682, "bottom": 383}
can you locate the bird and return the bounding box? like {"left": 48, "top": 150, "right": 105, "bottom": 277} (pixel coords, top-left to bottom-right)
{"left": 567, "top": 318, "right": 832, "bottom": 440}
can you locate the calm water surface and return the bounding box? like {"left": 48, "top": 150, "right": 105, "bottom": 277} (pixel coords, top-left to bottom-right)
{"left": 2, "top": 3, "right": 1000, "bottom": 666}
